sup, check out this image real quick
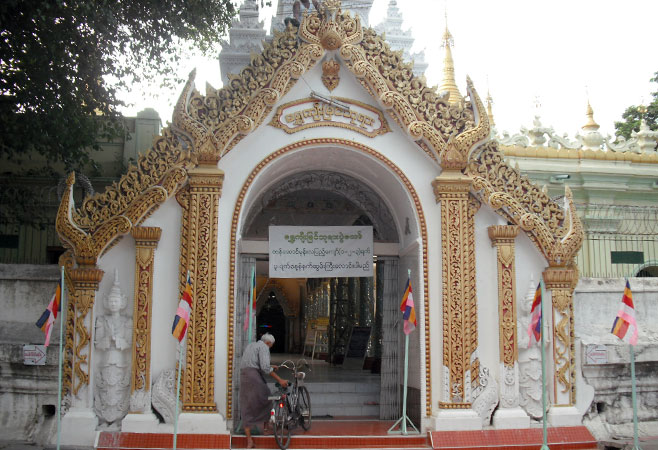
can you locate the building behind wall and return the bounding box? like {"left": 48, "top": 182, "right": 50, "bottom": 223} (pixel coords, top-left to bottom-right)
{"left": 0, "top": 109, "right": 162, "bottom": 265}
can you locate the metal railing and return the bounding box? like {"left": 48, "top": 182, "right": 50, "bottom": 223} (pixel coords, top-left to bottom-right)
{"left": 575, "top": 204, "right": 658, "bottom": 278}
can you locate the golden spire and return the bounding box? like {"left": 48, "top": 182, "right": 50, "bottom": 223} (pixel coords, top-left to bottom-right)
{"left": 486, "top": 90, "right": 495, "bottom": 127}
{"left": 582, "top": 100, "right": 600, "bottom": 130}
{"left": 438, "top": 14, "right": 462, "bottom": 104}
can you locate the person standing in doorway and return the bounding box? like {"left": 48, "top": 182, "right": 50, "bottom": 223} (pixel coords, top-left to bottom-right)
{"left": 239, "top": 333, "right": 288, "bottom": 449}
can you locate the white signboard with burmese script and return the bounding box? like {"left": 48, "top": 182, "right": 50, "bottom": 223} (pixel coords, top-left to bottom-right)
{"left": 269, "top": 226, "right": 373, "bottom": 278}
{"left": 269, "top": 97, "right": 390, "bottom": 138}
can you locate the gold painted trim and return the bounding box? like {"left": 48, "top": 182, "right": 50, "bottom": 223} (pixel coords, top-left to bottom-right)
{"left": 226, "top": 138, "right": 431, "bottom": 418}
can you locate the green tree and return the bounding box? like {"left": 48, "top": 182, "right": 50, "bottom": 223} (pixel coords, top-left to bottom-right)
{"left": 0, "top": 0, "right": 237, "bottom": 172}
{"left": 615, "top": 71, "right": 658, "bottom": 140}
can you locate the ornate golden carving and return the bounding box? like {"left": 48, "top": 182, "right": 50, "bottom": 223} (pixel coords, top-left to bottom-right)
{"left": 543, "top": 266, "right": 578, "bottom": 405}
{"left": 130, "top": 227, "right": 161, "bottom": 399}
{"left": 59, "top": 251, "right": 76, "bottom": 401}
{"left": 226, "top": 138, "right": 431, "bottom": 418}
{"left": 469, "top": 143, "right": 584, "bottom": 267}
{"left": 174, "top": 27, "right": 323, "bottom": 159}
{"left": 68, "top": 267, "right": 104, "bottom": 395}
{"left": 268, "top": 97, "right": 390, "bottom": 138}
{"left": 488, "top": 225, "right": 520, "bottom": 368}
{"left": 341, "top": 30, "right": 490, "bottom": 169}
{"left": 298, "top": 4, "right": 363, "bottom": 51}
{"left": 322, "top": 58, "right": 340, "bottom": 91}
{"left": 55, "top": 128, "right": 192, "bottom": 266}
{"left": 433, "top": 170, "right": 477, "bottom": 405}
{"left": 467, "top": 196, "right": 480, "bottom": 393}
{"left": 179, "top": 164, "right": 224, "bottom": 412}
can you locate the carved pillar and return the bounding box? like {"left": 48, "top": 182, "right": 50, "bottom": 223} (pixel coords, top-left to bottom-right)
{"left": 433, "top": 170, "right": 479, "bottom": 408}
{"left": 177, "top": 161, "right": 224, "bottom": 411}
{"left": 488, "top": 225, "right": 523, "bottom": 409}
{"left": 543, "top": 266, "right": 578, "bottom": 406}
{"left": 68, "top": 267, "right": 105, "bottom": 405}
{"left": 129, "top": 226, "right": 162, "bottom": 412}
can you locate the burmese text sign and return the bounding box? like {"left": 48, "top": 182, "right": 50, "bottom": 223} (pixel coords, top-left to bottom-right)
{"left": 269, "top": 226, "right": 373, "bottom": 278}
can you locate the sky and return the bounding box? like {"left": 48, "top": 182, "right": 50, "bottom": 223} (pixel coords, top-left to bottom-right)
{"left": 120, "top": 0, "right": 658, "bottom": 139}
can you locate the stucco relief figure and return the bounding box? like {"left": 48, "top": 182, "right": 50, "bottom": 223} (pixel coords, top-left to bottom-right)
{"left": 94, "top": 270, "right": 132, "bottom": 426}
{"left": 517, "top": 278, "right": 546, "bottom": 419}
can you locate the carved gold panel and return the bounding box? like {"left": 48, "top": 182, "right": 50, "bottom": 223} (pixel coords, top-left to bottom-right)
{"left": 68, "top": 267, "right": 104, "bottom": 396}
{"left": 433, "top": 170, "right": 479, "bottom": 405}
{"left": 178, "top": 163, "right": 224, "bottom": 412}
{"left": 543, "top": 266, "right": 578, "bottom": 405}
{"left": 130, "top": 227, "right": 162, "bottom": 405}
{"left": 488, "top": 225, "right": 520, "bottom": 368}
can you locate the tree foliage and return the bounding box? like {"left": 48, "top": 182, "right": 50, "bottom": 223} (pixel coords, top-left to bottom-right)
{"left": 0, "top": 0, "right": 237, "bottom": 172}
{"left": 615, "top": 71, "right": 658, "bottom": 140}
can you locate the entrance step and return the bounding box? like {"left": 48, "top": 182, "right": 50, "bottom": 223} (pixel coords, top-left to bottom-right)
{"left": 305, "top": 380, "right": 380, "bottom": 417}
{"left": 232, "top": 434, "right": 430, "bottom": 449}
{"left": 429, "top": 426, "right": 598, "bottom": 450}
{"left": 232, "top": 419, "right": 429, "bottom": 449}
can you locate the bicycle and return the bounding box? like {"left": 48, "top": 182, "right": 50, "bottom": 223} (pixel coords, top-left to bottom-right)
{"left": 269, "top": 359, "right": 312, "bottom": 450}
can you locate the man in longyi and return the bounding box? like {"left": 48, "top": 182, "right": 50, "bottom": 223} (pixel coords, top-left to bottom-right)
{"left": 239, "top": 333, "right": 288, "bottom": 449}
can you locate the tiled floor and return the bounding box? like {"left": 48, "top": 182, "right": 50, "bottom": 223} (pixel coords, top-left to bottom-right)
{"left": 429, "top": 426, "right": 598, "bottom": 450}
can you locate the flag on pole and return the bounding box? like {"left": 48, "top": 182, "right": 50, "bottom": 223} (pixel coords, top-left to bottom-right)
{"left": 172, "top": 271, "right": 193, "bottom": 342}
{"left": 611, "top": 279, "right": 638, "bottom": 345}
{"left": 400, "top": 276, "right": 417, "bottom": 335}
{"left": 527, "top": 282, "right": 542, "bottom": 347}
{"left": 243, "top": 268, "right": 257, "bottom": 331}
{"left": 35, "top": 279, "right": 62, "bottom": 346}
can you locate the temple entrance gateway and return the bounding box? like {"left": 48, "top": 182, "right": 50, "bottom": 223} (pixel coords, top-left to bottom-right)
{"left": 232, "top": 152, "right": 423, "bottom": 425}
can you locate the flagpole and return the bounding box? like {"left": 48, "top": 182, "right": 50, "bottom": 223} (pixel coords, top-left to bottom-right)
{"left": 539, "top": 277, "right": 550, "bottom": 450}
{"left": 247, "top": 266, "right": 255, "bottom": 344}
{"left": 56, "top": 265, "right": 66, "bottom": 450}
{"left": 388, "top": 269, "right": 419, "bottom": 436}
{"left": 630, "top": 344, "right": 642, "bottom": 450}
{"left": 173, "top": 336, "right": 185, "bottom": 450}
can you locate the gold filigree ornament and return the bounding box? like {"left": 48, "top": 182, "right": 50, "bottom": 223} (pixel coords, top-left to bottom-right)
{"left": 299, "top": 1, "right": 363, "bottom": 51}
{"left": 468, "top": 144, "right": 584, "bottom": 266}
{"left": 322, "top": 58, "right": 340, "bottom": 91}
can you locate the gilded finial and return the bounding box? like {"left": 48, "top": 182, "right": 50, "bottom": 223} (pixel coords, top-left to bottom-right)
{"left": 486, "top": 90, "right": 495, "bottom": 127}
{"left": 438, "top": 11, "right": 462, "bottom": 104}
{"left": 582, "top": 100, "right": 599, "bottom": 130}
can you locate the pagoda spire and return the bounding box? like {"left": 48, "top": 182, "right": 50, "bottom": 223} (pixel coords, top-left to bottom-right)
{"left": 438, "top": 13, "right": 462, "bottom": 104}
{"left": 486, "top": 90, "right": 495, "bottom": 127}
{"left": 582, "top": 100, "right": 600, "bottom": 130}
{"left": 581, "top": 100, "right": 604, "bottom": 150}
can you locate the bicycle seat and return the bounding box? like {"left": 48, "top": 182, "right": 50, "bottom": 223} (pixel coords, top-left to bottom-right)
{"left": 296, "top": 372, "right": 305, "bottom": 380}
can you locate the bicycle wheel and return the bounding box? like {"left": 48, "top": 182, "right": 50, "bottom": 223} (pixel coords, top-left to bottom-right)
{"left": 297, "top": 386, "right": 312, "bottom": 430}
{"left": 273, "top": 401, "right": 292, "bottom": 450}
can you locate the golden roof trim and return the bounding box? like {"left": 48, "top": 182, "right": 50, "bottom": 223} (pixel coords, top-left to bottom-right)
{"left": 501, "top": 145, "right": 658, "bottom": 163}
